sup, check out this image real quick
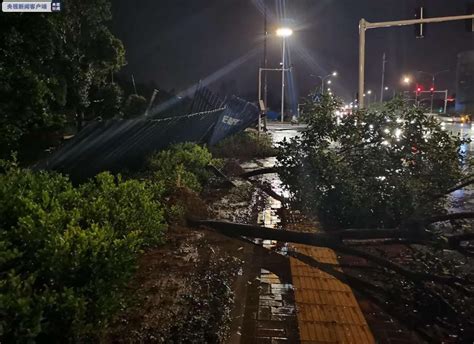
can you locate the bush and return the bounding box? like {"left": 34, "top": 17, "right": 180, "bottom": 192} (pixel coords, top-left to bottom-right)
{"left": 278, "top": 95, "right": 465, "bottom": 229}
{"left": 0, "top": 161, "right": 167, "bottom": 342}
{"left": 148, "top": 143, "right": 220, "bottom": 193}
{"left": 210, "top": 130, "right": 276, "bottom": 159}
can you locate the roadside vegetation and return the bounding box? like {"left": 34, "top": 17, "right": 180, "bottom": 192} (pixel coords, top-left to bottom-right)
{"left": 210, "top": 130, "right": 277, "bottom": 160}
{"left": 0, "top": 160, "right": 166, "bottom": 341}
{"left": 0, "top": 142, "right": 229, "bottom": 342}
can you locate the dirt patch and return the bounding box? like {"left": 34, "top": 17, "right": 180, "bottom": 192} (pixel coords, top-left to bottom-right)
{"left": 103, "top": 225, "right": 249, "bottom": 343}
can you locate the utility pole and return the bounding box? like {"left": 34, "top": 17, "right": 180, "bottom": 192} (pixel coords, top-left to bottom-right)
{"left": 359, "top": 13, "right": 474, "bottom": 108}
{"left": 380, "top": 52, "right": 387, "bottom": 102}
{"left": 263, "top": 0, "right": 268, "bottom": 109}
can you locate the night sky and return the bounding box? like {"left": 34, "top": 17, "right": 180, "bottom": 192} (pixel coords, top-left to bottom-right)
{"left": 112, "top": 0, "right": 474, "bottom": 105}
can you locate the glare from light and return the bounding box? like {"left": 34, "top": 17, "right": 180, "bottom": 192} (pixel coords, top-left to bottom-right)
{"left": 327, "top": 80, "right": 332, "bottom": 85}
{"left": 403, "top": 76, "right": 411, "bottom": 84}
{"left": 367, "top": 90, "right": 372, "bottom": 95}
{"left": 276, "top": 27, "right": 293, "bottom": 37}
{"left": 384, "top": 86, "right": 389, "bottom": 90}
{"left": 332, "top": 71, "right": 338, "bottom": 77}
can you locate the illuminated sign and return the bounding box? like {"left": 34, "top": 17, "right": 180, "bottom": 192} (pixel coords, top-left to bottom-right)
{"left": 2, "top": 0, "right": 61, "bottom": 12}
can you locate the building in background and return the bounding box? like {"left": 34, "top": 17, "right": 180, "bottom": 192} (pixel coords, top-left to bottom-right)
{"left": 456, "top": 50, "right": 474, "bottom": 114}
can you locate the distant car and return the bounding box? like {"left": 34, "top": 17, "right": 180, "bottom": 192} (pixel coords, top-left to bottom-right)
{"left": 460, "top": 114, "right": 472, "bottom": 123}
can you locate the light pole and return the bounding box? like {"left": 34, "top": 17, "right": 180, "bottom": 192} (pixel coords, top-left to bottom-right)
{"left": 417, "top": 70, "right": 450, "bottom": 114}
{"left": 276, "top": 27, "right": 293, "bottom": 123}
{"left": 380, "top": 52, "right": 387, "bottom": 102}
{"left": 312, "top": 71, "right": 338, "bottom": 94}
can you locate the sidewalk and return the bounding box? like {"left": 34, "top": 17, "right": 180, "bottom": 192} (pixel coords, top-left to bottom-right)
{"left": 283, "top": 211, "right": 376, "bottom": 344}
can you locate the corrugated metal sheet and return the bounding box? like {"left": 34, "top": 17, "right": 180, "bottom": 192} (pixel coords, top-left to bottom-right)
{"left": 36, "top": 88, "right": 259, "bottom": 181}
{"left": 209, "top": 96, "right": 259, "bottom": 145}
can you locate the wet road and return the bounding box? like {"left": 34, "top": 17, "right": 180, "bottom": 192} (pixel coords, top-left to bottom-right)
{"left": 441, "top": 121, "right": 474, "bottom": 212}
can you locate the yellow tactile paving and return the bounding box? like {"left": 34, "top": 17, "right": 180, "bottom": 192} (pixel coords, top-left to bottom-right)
{"left": 290, "top": 244, "right": 376, "bottom": 344}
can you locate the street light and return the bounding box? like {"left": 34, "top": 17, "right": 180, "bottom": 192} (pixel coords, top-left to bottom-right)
{"left": 417, "top": 70, "right": 450, "bottom": 114}
{"left": 312, "top": 71, "right": 338, "bottom": 94}
{"left": 276, "top": 27, "right": 293, "bottom": 123}
{"left": 402, "top": 76, "right": 419, "bottom": 104}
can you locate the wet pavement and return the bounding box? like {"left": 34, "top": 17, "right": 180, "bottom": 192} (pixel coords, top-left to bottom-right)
{"left": 237, "top": 123, "right": 374, "bottom": 343}
{"left": 239, "top": 158, "right": 299, "bottom": 343}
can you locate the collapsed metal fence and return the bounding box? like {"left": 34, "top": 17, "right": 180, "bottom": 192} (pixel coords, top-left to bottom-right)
{"left": 36, "top": 87, "right": 259, "bottom": 181}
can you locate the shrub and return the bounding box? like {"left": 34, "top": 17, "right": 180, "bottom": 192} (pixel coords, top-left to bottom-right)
{"left": 210, "top": 130, "right": 277, "bottom": 159}
{"left": 0, "top": 161, "right": 166, "bottom": 342}
{"left": 148, "top": 143, "right": 220, "bottom": 193}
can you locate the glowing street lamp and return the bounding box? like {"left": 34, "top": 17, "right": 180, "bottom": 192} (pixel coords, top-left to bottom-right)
{"left": 276, "top": 27, "right": 293, "bottom": 37}
{"left": 276, "top": 27, "right": 293, "bottom": 122}
{"left": 311, "top": 71, "right": 338, "bottom": 94}
{"left": 367, "top": 90, "right": 374, "bottom": 105}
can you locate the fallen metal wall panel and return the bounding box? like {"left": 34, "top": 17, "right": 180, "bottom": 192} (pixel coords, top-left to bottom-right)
{"left": 208, "top": 96, "right": 259, "bottom": 145}
{"left": 37, "top": 109, "right": 223, "bottom": 181}
{"left": 36, "top": 88, "right": 259, "bottom": 181}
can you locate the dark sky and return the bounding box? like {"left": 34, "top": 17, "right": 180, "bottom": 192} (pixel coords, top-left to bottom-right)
{"left": 112, "top": 0, "right": 474, "bottom": 104}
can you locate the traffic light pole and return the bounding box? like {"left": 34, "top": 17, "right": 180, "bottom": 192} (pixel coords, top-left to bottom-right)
{"left": 359, "top": 13, "right": 474, "bottom": 108}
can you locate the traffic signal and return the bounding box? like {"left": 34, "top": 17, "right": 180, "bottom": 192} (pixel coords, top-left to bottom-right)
{"left": 467, "top": 3, "right": 474, "bottom": 32}
{"left": 415, "top": 86, "right": 423, "bottom": 98}
{"left": 415, "top": 7, "right": 426, "bottom": 38}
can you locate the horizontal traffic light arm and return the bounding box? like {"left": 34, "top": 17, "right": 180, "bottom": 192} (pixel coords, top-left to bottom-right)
{"left": 362, "top": 14, "right": 474, "bottom": 30}
{"left": 359, "top": 13, "right": 474, "bottom": 109}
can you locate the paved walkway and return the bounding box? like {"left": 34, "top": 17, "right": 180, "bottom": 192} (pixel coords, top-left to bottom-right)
{"left": 284, "top": 213, "right": 375, "bottom": 344}
{"left": 290, "top": 246, "right": 375, "bottom": 343}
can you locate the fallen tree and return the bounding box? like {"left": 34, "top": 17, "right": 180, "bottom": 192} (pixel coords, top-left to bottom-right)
{"left": 194, "top": 95, "right": 474, "bottom": 341}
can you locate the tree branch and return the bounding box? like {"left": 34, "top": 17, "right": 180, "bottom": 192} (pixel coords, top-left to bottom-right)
{"left": 239, "top": 167, "right": 278, "bottom": 178}
{"left": 426, "top": 212, "right": 474, "bottom": 224}
{"left": 188, "top": 219, "right": 469, "bottom": 286}
{"left": 432, "top": 177, "right": 474, "bottom": 199}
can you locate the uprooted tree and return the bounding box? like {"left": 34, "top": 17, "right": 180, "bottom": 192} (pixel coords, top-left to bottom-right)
{"left": 190, "top": 95, "right": 474, "bottom": 341}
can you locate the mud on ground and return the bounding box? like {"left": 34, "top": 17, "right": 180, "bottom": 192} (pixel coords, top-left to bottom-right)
{"left": 104, "top": 184, "right": 257, "bottom": 343}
